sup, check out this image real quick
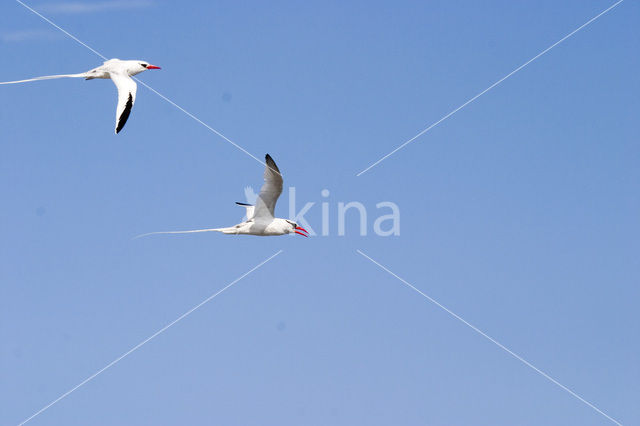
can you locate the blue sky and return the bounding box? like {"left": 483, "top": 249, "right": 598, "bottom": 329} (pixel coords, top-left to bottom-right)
{"left": 1, "top": 1, "right": 638, "bottom": 425}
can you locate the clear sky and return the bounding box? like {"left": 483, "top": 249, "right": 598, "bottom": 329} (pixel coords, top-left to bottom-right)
{"left": 1, "top": 1, "right": 638, "bottom": 425}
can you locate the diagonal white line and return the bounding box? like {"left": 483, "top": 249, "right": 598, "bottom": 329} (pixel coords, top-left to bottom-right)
{"left": 132, "top": 78, "right": 266, "bottom": 166}
{"left": 356, "top": 0, "right": 625, "bottom": 176}
{"left": 356, "top": 249, "right": 623, "bottom": 426}
{"left": 14, "top": 0, "right": 266, "bottom": 169}
{"left": 17, "top": 250, "right": 284, "bottom": 426}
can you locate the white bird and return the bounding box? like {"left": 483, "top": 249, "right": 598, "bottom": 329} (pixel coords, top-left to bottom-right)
{"left": 135, "top": 154, "right": 309, "bottom": 238}
{"left": 0, "top": 58, "right": 161, "bottom": 134}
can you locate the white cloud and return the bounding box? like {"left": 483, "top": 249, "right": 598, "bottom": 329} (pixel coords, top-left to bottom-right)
{"left": 1, "top": 30, "right": 63, "bottom": 43}
{"left": 37, "top": 0, "right": 153, "bottom": 14}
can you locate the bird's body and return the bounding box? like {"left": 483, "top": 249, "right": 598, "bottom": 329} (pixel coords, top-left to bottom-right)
{"left": 0, "top": 58, "right": 160, "bottom": 133}
{"left": 136, "top": 154, "right": 309, "bottom": 238}
{"left": 211, "top": 218, "right": 302, "bottom": 236}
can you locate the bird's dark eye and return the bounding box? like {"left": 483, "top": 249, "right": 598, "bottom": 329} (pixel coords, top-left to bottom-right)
{"left": 141, "top": 63, "right": 148, "bottom": 68}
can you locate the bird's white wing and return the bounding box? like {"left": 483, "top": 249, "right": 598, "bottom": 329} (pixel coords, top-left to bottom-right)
{"left": 110, "top": 72, "right": 137, "bottom": 134}
{"left": 236, "top": 202, "right": 255, "bottom": 220}
{"left": 253, "top": 154, "right": 283, "bottom": 220}
{"left": 244, "top": 186, "right": 258, "bottom": 205}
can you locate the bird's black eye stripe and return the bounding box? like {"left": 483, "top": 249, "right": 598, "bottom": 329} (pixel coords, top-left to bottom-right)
{"left": 141, "top": 63, "right": 148, "bottom": 68}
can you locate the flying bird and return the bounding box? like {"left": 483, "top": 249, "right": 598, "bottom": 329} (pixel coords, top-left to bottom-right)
{"left": 0, "top": 58, "right": 161, "bottom": 134}
{"left": 135, "top": 154, "right": 309, "bottom": 238}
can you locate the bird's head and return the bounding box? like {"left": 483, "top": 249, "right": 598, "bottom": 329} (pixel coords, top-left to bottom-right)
{"left": 286, "top": 220, "right": 309, "bottom": 237}
{"left": 133, "top": 61, "right": 161, "bottom": 75}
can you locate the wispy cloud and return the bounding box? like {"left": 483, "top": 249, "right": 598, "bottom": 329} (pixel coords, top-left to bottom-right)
{"left": 1, "top": 29, "right": 63, "bottom": 42}
{"left": 36, "top": 0, "right": 153, "bottom": 14}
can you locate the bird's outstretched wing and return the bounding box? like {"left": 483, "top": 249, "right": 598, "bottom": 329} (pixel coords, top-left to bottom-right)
{"left": 253, "top": 154, "right": 283, "bottom": 220}
{"left": 244, "top": 186, "right": 258, "bottom": 205}
{"left": 236, "top": 202, "right": 255, "bottom": 221}
{"left": 110, "top": 72, "right": 138, "bottom": 134}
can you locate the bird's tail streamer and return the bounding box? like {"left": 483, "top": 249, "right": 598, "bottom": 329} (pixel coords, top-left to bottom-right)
{"left": 133, "top": 228, "right": 224, "bottom": 240}
{"left": 0, "top": 73, "right": 87, "bottom": 85}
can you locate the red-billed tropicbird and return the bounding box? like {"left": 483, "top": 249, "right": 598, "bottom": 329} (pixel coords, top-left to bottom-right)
{"left": 0, "top": 58, "right": 160, "bottom": 134}
{"left": 136, "top": 154, "right": 309, "bottom": 238}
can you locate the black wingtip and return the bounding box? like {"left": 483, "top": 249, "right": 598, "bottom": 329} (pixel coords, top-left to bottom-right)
{"left": 115, "top": 92, "right": 134, "bottom": 134}
{"left": 264, "top": 154, "right": 280, "bottom": 173}
{"left": 236, "top": 202, "right": 253, "bottom": 206}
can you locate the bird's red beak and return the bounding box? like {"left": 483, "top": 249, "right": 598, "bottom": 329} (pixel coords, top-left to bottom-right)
{"left": 146, "top": 65, "right": 161, "bottom": 70}
{"left": 295, "top": 226, "right": 309, "bottom": 237}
